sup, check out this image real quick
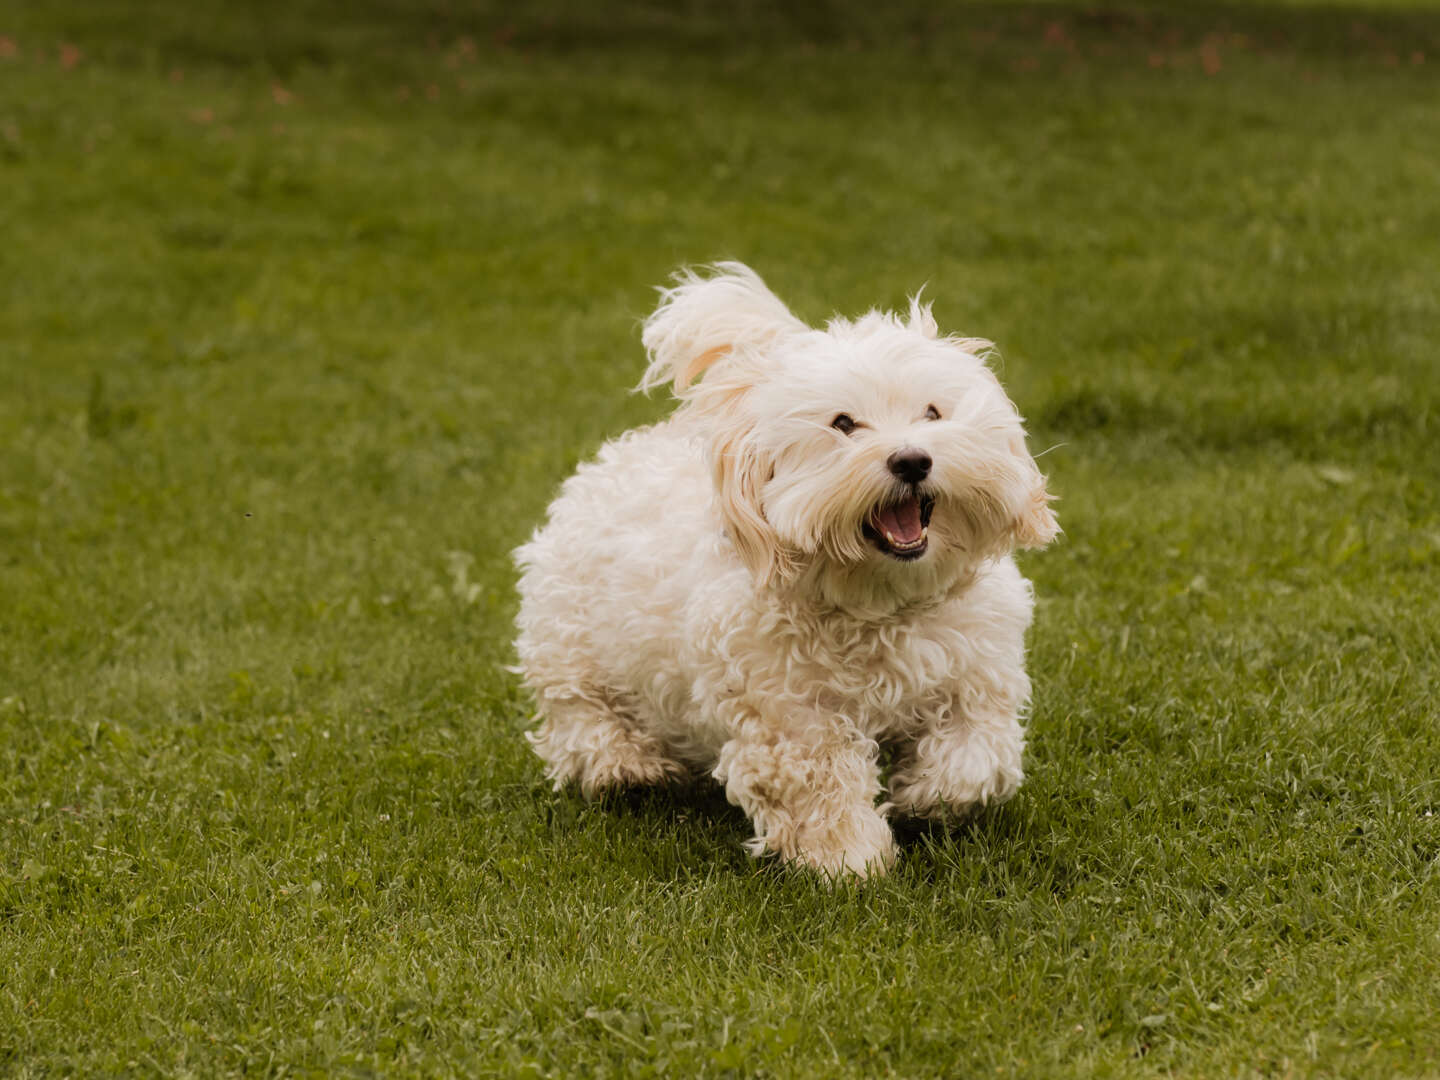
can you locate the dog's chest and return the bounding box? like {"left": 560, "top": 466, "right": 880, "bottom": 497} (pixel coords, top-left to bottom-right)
{"left": 736, "top": 606, "right": 977, "bottom": 736}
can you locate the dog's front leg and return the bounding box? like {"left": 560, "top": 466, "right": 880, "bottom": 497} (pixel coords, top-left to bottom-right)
{"left": 888, "top": 706, "right": 1026, "bottom": 821}
{"left": 714, "top": 710, "right": 895, "bottom": 879}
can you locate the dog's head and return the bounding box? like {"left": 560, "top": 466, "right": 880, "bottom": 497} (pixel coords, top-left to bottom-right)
{"left": 641, "top": 263, "right": 1057, "bottom": 611}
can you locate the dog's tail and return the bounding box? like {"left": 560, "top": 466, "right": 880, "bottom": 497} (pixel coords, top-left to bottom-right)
{"left": 639, "top": 262, "right": 808, "bottom": 397}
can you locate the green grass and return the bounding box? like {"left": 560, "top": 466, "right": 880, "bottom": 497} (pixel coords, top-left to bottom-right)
{"left": 3, "top": 0, "right": 1439, "bottom": 1074}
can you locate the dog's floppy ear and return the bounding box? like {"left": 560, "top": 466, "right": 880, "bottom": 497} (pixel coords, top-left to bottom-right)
{"left": 677, "top": 363, "right": 795, "bottom": 586}
{"left": 639, "top": 262, "right": 807, "bottom": 397}
{"left": 973, "top": 363, "right": 1058, "bottom": 551}
{"left": 1009, "top": 437, "right": 1059, "bottom": 550}
{"left": 708, "top": 413, "right": 794, "bottom": 586}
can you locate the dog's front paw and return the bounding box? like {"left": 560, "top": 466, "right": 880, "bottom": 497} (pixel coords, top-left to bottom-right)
{"left": 889, "top": 741, "right": 1023, "bottom": 821}
{"left": 788, "top": 817, "right": 898, "bottom": 881}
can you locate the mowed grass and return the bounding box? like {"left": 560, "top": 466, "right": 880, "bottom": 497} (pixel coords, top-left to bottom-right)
{"left": 2, "top": 0, "right": 1439, "bottom": 1074}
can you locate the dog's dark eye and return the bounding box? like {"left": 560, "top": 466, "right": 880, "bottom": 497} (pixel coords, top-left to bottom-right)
{"left": 831, "top": 413, "right": 857, "bottom": 435}
{"left": 924, "top": 404, "right": 941, "bottom": 421}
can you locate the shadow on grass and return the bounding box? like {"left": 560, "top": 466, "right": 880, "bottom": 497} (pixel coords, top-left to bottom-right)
{"left": 589, "top": 775, "right": 741, "bottom": 827}
{"left": 562, "top": 775, "right": 1045, "bottom": 888}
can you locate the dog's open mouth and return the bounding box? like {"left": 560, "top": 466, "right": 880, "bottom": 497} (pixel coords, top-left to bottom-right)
{"left": 863, "top": 492, "right": 934, "bottom": 560}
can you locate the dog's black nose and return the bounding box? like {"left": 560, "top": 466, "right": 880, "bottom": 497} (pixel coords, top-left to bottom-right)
{"left": 887, "top": 448, "right": 932, "bottom": 484}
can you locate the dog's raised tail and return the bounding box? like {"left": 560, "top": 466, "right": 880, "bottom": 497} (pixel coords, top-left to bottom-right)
{"left": 639, "top": 262, "right": 808, "bottom": 397}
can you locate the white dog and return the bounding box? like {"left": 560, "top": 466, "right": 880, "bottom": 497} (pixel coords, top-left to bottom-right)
{"left": 514, "top": 263, "right": 1057, "bottom": 878}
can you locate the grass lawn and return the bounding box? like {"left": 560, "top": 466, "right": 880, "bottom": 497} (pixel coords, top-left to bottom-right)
{"left": 3, "top": 0, "right": 1439, "bottom": 1074}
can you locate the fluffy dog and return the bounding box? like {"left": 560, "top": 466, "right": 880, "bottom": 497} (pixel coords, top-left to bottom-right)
{"left": 514, "top": 263, "right": 1057, "bottom": 878}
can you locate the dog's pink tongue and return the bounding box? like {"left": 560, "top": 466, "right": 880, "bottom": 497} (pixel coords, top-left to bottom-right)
{"left": 874, "top": 497, "right": 923, "bottom": 543}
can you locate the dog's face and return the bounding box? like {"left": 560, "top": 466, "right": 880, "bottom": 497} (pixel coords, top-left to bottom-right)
{"left": 642, "top": 264, "right": 1056, "bottom": 610}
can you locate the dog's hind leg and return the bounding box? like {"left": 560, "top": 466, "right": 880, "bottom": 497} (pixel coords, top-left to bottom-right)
{"left": 526, "top": 691, "right": 688, "bottom": 799}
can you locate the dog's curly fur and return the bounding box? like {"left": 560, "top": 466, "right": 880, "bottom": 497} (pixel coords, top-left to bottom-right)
{"left": 514, "top": 263, "right": 1057, "bottom": 878}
